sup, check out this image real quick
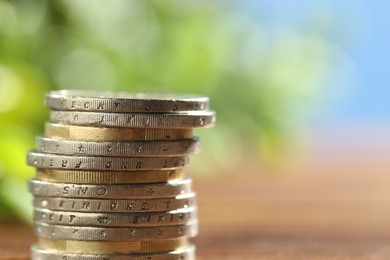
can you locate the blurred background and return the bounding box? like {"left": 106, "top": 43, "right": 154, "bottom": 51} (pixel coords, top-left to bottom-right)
{"left": 0, "top": 0, "right": 389, "bottom": 231}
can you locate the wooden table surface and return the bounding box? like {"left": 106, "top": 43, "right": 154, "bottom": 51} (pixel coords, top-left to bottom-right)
{"left": 2, "top": 125, "right": 390, "bottom": 259}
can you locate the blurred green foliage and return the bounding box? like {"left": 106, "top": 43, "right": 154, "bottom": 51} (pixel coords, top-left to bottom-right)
{"left": 0, "top": 0, "right": 340, "bottom": 222}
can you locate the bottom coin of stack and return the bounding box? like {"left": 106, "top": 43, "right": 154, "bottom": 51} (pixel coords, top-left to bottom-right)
{"left": 27, "top": 91, "right": 215, "bottom": 259}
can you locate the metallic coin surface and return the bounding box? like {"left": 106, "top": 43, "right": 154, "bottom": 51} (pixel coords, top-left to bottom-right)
{"left": 50, "top": 110, "right": 216, "bottom": 129}
{"left": 34, "top": 222, "right": 198, "bottom": 241}
{"left": 45, "top": 123, "right": 194, "bottom": 141}
{"left": 33, "top": 193, "right": 196, "bottom": 213}
{"left": 32, "top": 244, "right": 195, "bottom": 259}
{"left": 27, "top": 91, "right": 216, "bottom": 259}
{"left": 36, "top": 169, "right": 184, "bottom": 184}
{"left": 38, "top": 237, "right": 189, "bottom": 254}
{"left": 27, "top": 152, "right": 189, "bottom": 171}
{"left": 36, "top": 136, "right": 200, "bottom": 157}
{"left": 46, "top": 89, "right": 209, "bottom": 113}
{"left": 34, "top": 207, "right": 197, "bottom": 227}
{"left": 28, "top": 179, "right": 192, "bottom": 199}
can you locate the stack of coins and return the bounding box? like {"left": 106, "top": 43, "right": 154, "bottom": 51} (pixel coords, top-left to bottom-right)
{"left": 27, "top": 90, "right": 215, "bottom": 259}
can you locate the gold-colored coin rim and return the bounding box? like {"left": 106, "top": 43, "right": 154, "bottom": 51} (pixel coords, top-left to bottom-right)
{"left": 45, "top": 123, "right": 194, "bottom": 141}
{"left": 38, "top": 238, "right": 189, "bottom": 254}
{"left": 36, "top": 169, "right": 184, "bottom": 184}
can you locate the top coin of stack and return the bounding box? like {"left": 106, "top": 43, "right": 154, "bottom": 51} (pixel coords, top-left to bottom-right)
{"left": 27, "top": 90, "right": 215, "bottom": 260}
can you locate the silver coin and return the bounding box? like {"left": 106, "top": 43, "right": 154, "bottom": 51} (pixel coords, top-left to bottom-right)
{"left": 34, "top": 207, "right": 197, "bottom": 227}
{"left": 27, "top": 152, "right": 189, "bottom": 171}
{"left": 28, "top": 179, "right": 192, "bottom": 199}
{"left": 34, "top": 221, "right": 198, "bottom": 241}
{"left": 31, "top": 244, "right": 195, "bottom": 260}
{"left": 46, "top": 89, "right": 209, "bottom": 113}
{"left": 36, "top": 136, "right": 200, "bottom": 157}
{"left": 50, "top": 110, "right": 216, "bottom": 129}
{"left": 33, "top": 193, "right": 196, "bottom": 213}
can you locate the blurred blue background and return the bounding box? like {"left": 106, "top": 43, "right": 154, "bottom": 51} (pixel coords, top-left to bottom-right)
{"left": 246, "top": 0, "right": 390, "bottom": 121}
